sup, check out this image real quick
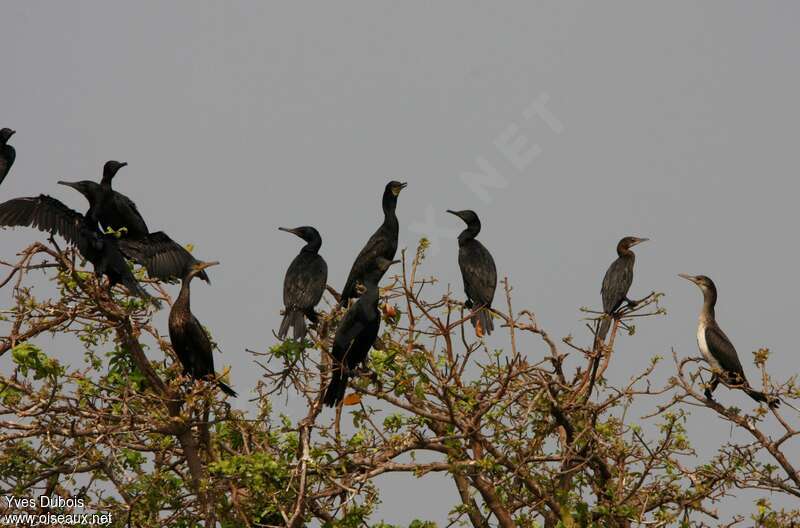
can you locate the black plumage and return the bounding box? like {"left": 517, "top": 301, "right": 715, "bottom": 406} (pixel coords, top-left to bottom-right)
{"left": 0, "top": 128, "right": 16, "bottom": 186}
{"left": 324, "top": 257, "right": 398, "bottom": 407}
{"left": 679, "top": 274, "right": 778, "bottom": 408}
{"left": 278, "top": 226, "right": 328, "bottom": 341}
{"left": 0, "top": 195, "right": 152, "bottom": 301}
{"left": 340, "top": 181, "right": 406, "bottom": 306}
{"left": 448, "top": 209, "right": 497, "bottom": 336}
{"left": 168, "top": 261, "right": 236, "bottom": 397}
{"left": 58, "top": 161, "right": 209, "bottom": 283}
{"left": 598, "top": 236, "right": 649, "bottom": 339}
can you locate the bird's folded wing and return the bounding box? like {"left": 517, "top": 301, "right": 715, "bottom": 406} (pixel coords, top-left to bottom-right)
{"left": 704, "top": 323, "right": 747, "bottom": 378}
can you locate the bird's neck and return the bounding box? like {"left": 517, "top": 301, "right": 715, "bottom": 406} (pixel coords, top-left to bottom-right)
{"left": 700, "top": 289, "right": 717, "bottom": 320}
{"left": 382, "top": 191, "right": 398, "bottom": 219}
{"left": 617, "top": 246, "right": 635, "bottom": 259}
{"left": 458, "top": 225, "right": 480, "bottom": 244}
{"left": 174, "top": 277, "right": 193, "bottom": 313}
{"left": 358, "top": 281, "right": 381, "bottom": 308}
{"left": 301, "top": 238, "right": 322, "bottom": 254}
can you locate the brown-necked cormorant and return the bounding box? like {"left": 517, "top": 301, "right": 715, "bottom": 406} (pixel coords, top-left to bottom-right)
{"left": 598, "top": 236, "right": 649, "bottom": 339}
{"left": 0, "top": 128, "right": 16, "bottom": 186}
{"left": 58, "top": 161, "right": 209, "bottom": 283}
{"left": 324, "top": 257, "right": 399, "bottom": 407}
{"left": 168, "top": 260, "right": 236, "bottom": 397}
{"left": 447, "top": 209, "right": 497, "bottom": 336}
{"left": 339, "top": 181, "right": 406, "bottom": 306}
{"left": 278, "top": 226, "right": 328, "bottom": 341}
{"left": 679, "top": 274, "right": 778, "bottom": 408}
{"left": 0, "top": 195, "right": 153, "bottom": 301}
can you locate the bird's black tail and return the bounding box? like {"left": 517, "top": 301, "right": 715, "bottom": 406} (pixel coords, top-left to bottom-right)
{"left": 597, "top": 315, "right": 612, "bottom": 342}
{"left": 470, "top": 307, "right": 494, "bottom": 336}
{"left": 278, "top": 310, "right": 306, "bottom": 341}
{"left": 323, "top": 368, "right": 348, "bottom": 407}
{"left": 217, "top": 380, "right": 237, "bottom": 398}
{"left": 745, "top": 387, "right": 780, "bottom": 409}
{"left": 120, "top": 274, "right": 161, "bottom": 308}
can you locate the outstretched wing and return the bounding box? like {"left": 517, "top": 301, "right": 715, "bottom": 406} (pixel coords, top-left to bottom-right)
{"left": 0, "top": 195, "right": 88, "bottom": 250}
{"left": 119, "top": 231, "right": 208, "bottom": 282}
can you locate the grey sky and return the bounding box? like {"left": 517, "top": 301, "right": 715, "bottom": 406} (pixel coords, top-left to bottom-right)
{"left": 2, "top": 2, "right": 799, "bottom": 523}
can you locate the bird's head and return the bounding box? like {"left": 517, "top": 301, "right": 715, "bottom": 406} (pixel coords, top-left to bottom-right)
{"left": 0, "top": 128, "right": 15, "bottom": 144}
{"left": 188, "top": 260, "right": 219, "bottom": 282}
{"left": 387, "top": 181, "right": 408, "bottom": 197}
{"left": 278, "top": 226, "right": 320, "bottom": 244}
{"left": 58, "top": 180, "right": 98, "bottom": 201}
{"left": 678, "top": 273, "right": 715, "bottom": 293}
{"left": 618, "top": 236, "right": 649, "bottom": 251}
{"left": 102, "top": 160, "right": 128, "bottom": 183}
{"left": 446, "top": 209, "right": 480, "bottom": 226}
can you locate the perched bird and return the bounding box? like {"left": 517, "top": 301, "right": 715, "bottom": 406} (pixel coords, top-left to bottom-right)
{"left": 168, "top": 260, "right": 236, "bottom": 397}
{"left": 58, "top": 161, "right": 209, "bottom": 282}
{"left": 448, "top": 209, "right": 497, "bottom": 336}
{"left": 598, "top": 236, "right": 649, "bottom": 340}
{"left": 324, "top": 257, "right": 399, "bottom": 407}
{"left": 679, "top": 274, "right": 778, "bottom": 408}
{"left": 0, "top": 195, "right": 152, "bottom": 301}
{"left": 278, "top": 226, "right": 328, "bottom": 341}
{"left": 340, "top": 181, "right": 407, "bottom": 306}
{"left": 0, "top": 128, "right": 16, "bottom": 186}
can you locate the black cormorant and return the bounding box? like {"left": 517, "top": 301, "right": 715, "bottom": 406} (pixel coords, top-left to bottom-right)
{"left": 278, "top": 226, "right": 328, "bottom": 341}
{"left": 324, "top": 257, "right": 398, "bottom": 407}
{"left": 58, "top": 161, "right": 209, "bottom": 282}
{"left": 0, "top": 195, "right": 152, "bottom": 301}
{"left": 679, "top": 274, "right": 778, "bottom": 408}
{"left": 0, "top": 128, "right": 16, "bottom": 186}
{"left": 598, "top": 236, "right": 649, "bottom": 339}
{"left": 447, "top": 209, "right": 497, "bottom": 336}
{"left": 339, "top": 181, "right": 406, "bottom": 306}
{"left": 168, "top": 260, "right": 236, "bottom": 397}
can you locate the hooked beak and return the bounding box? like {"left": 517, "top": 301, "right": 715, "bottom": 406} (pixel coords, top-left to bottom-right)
{"left": 388, "top": 259, "right": 401, "bottom": 266}
{"left": 631, "top": 237, "right": 650, "bottom": 247}
{"left": 57, "top": 180, "right": 79, "bottom": 189}
{"left": 278, "top": 226, "right": 298, "bottom": 234}
{"left": 678, "top": 273, "right": 697, "bottom": 283}
{"left": 391, "top": 182, "right": 408, "bottom": 196}
{"left": 446, "top": 209, "right": 461, "bottom": 217}
{"left": 119, "top": 162, "right": 128, "bottom": 169}
{"left": 196, "top": 260, "right": 220, "bottom": 272}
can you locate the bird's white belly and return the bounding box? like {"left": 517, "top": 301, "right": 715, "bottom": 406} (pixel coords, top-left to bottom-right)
{"left": 696, "top": 320, "right": 722, "bottom": 371}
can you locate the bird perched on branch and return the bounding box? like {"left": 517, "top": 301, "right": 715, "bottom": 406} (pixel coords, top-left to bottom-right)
{"left": 168, "top": 260, "right": 236, "bottom": 397}
{"left": 340, "top": 181, "right": 406, "bottom": 306}
{"left": 0, "top": 194, "right": 153, "bottom": 302}
{"left": 58, "top": 161, "right": 210, "bottom": 283}
{"left": 0, "top": 128, "right": 16, "bottom": 186}
{"left": 679, "top": 274, "right": 778, "bottom": 408}
{"left": 324, "top": 257, "right": 398, "bottom": 407}
{"left": 448, "top": 209, "right": 497, "bottom": 336}
{"left": 598, "top": 236, "right": 649, "bottom": 340}
{"left": 278, "top": 226, "right": 327, "bottom": 341}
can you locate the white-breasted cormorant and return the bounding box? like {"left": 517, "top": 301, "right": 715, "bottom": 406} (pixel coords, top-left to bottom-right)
{"left": 447, "top": 209, "right": 497, "bottom": 336}
{"left": 324, "top": 257, "right": 399, "bottom": 407}
{"left": 168, "top": 260, "right": 236, "bottom": 397}
{"left": 339, "top": 181, "right": 406, "bottom": 306}
{"left": 58, "top": 161, "right": 209, "bottom": 283}
{"left": 679, "top": 274, "right": 778, "bottom": 408}
{"left": 278, "top": 226, "right": 328, "bottom": 341}
{"left": 0, "top": 128, "right": 16, "bottom": 186}
{"left": 598, "top": 236, "right": 649, "bottom": 339}
{"left": 0, "top": 195, "right": 153, "bottom": 301}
